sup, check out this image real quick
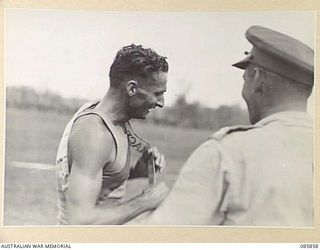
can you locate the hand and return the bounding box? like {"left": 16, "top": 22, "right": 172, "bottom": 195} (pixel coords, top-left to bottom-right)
{"left": 141, "top": 182, "right": 169, "bottom": 210}
{"left": 131, "top": 147, "right": 166, "bottom": 178}
{"left": 148, "top": 146, "right": 166, "bottom": 173}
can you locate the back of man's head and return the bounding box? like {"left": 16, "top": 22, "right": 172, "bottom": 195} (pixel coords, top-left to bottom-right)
{"left": 247, "top": 65, "right": 313, "bottom": 102}
{"left": 234, "top": 26, "right": 314, "bottom": 120}
{"left": 109, "top": 44, "right": 169, "bottom": 87}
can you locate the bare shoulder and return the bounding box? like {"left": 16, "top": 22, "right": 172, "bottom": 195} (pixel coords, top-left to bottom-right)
{"left": 68, "top": 114, "right": 115, "bottom": 171}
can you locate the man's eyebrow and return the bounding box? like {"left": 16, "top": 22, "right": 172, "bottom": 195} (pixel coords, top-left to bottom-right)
{"left": 154, "top": 90, "right": 166, "bottom": 95}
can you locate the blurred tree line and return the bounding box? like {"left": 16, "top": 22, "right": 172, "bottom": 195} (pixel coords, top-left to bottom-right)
{"left": 148, "top": 95, "right": 249, "bottom": 131}
{"left": 6, "top": 86, "right": 249, "bottom": 130}
{"left": 6, "top": 86, "right": 86, "bottom": 114}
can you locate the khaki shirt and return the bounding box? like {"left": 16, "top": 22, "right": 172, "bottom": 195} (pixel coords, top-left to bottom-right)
{"left": 140, "top": 111, "right": 314, "bottom": 226}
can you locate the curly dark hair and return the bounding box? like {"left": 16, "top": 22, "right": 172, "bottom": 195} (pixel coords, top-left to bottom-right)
{"left": 109, "top": 44, "right": 168, "bottom": 87}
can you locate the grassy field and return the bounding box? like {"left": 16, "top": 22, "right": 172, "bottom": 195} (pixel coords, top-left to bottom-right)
{"left": 4, "top": 107, "right": 212, "bottom": 225}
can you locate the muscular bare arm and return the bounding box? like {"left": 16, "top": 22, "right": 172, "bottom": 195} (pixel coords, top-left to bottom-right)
{"left": 66, "top": 115, "right": 168, "bottom": 225}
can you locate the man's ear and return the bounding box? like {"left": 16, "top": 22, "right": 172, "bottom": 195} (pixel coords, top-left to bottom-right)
{"left": 126, "top": 80, "right": 138, "bottom": 96}
{"left": 253, "top": 67, "right": 264, "bottom": 93}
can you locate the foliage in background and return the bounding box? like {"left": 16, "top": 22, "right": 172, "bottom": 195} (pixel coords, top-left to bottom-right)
{"left": 6, "top": 86, "right": 86, "bottom": 114}
{"left": 150, "top": 95, "right": 249, "bottom": 130}
{"left": 6, "top": 86, "right": 249, "bottom": 130}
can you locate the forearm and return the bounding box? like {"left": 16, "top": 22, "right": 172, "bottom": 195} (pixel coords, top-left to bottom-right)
{"left": 69, "top": 194, "right": 151, "bottom": 225}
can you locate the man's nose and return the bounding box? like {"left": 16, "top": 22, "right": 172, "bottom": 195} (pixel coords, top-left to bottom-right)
{"left": 156, "top": 96, "right": 164, "bottom": 108}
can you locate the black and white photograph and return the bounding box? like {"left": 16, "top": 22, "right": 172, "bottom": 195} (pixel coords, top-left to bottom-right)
{"left": 3, "top": 9, "right": 315, "bottom": 227}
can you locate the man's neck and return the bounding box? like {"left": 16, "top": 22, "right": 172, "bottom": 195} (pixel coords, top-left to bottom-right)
{"left": 261, "top": 102, "right": 307, "bottom": 121}
{"left": 96, "top": 89, "right": 130, "bottom": 126}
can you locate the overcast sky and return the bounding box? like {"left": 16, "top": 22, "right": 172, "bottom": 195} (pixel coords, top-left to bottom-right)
{"left": 5, "top": 9, "right": 315, "bottom": 112}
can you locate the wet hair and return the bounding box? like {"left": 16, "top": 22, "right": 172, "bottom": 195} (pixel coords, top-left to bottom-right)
{"left": 109, "top": 44, "right": 168, "bottom": 87}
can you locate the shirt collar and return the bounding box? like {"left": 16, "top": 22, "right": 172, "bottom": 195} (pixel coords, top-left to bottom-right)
{"left": 255, "top": 111, "right": 313, "bottom": 128}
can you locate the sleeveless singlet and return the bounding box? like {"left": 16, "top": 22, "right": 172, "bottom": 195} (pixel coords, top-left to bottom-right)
{"left": 56, "top": 101, "right": 132, "bottom": 224}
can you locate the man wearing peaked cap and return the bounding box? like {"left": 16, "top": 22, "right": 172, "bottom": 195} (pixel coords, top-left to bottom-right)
{"left": 233, "top": 25, "right": 314, "bottom": 87}
{"left": 128, "top": 26, "right": 314, "bottom": 226}
{"left": 234, "top": 25, "right": 314, "bottom": 124}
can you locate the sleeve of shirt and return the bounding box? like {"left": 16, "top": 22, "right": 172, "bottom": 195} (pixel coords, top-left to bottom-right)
{"left": 140, "top": 139, "right": 229, "bottom": 225}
